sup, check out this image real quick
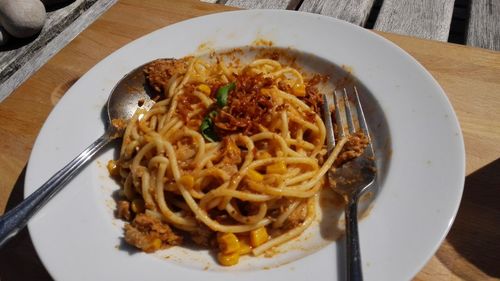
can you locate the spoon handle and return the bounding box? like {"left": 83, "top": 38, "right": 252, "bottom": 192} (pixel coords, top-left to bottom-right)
{"left": 345, "top": 196, "right": 363, "bottom": 281}
{"left": 0, "top": 131, "right": 112, "bottom": 248}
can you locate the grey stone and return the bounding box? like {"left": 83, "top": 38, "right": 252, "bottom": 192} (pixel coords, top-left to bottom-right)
{"left": 0, "top": 0, "right": 46, "bottom": 38}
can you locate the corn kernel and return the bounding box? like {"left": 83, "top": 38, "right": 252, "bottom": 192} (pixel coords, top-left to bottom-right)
{"left": 107, "top": 160, "right": 119, "bottom": 177}
{"left": 217, "top": 251, "right": 240, "bottom": 266}
{"left": 257, "top": 151, "right": 272, "bottom": 159}
{"left": 197, "top": 84, "right": 211, "bottom": 95}
{"left": 292, "top": 83, "right": 306, "bottom": 97}
{"left": 179, "top": 174, "right": 194, "bottom": 188}
{"left": 266, "top": 161, "right": 287, "bottom": 174}
{"left": 238, "top": 236, "right": 252, "bottom": 255}
{"left": 247, "top": 169, "right": 264, "bottom": 182}
{"left": 217, "top": 232, "right": 240, "bottom": 254}
{"left": 151, "top": 238, "right": 162, "bottom": 251}
{"left": 250, "top": 227, "right": 269, "bottom": 247}
{"left": 131, "top": 198, "right": 145, "bottom": 213}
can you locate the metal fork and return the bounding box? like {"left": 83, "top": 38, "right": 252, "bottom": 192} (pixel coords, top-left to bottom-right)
{"left": 321, "top": 87, "right": 376, "bottom": 281}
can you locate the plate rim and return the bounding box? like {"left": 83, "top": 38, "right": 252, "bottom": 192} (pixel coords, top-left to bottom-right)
{"left": 25, "top": 9, "right": 465, "bottom": 281}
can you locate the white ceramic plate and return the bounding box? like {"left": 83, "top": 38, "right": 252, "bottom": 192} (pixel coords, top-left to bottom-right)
{"left": 25, "top": 10, "right": 465, "bottom": 281}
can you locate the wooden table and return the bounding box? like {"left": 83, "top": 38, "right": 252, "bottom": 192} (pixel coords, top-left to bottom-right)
{"left": 214, "top": 0, "right": 500, "bottom": 51}
{"left": 0, "top": 0, "right": 499, "bottom": 280}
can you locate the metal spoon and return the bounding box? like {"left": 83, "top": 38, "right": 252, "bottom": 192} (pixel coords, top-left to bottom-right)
{"left": 0, "top": 63, "right": 155, "bottom": 248}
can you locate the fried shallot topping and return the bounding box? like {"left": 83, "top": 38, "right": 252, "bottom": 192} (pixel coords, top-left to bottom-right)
{"left": 214, "top": 69, "right": 274, "bottom": 136}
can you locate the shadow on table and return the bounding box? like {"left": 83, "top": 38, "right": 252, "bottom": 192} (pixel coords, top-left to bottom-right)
{"left": 437, "top": 158, "right": 500, "bottom": 279}
{"left": 0, "top": 167, "right": 53, "bottom": 281}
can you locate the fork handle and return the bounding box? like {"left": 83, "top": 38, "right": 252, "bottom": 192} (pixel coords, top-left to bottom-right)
{"left": 345, "top": 196, "right": 363, "bottom": 281}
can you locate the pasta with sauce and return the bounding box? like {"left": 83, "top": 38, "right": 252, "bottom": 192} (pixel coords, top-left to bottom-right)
{"left": 109, "top": 51, "right": 368, "bottom": 266}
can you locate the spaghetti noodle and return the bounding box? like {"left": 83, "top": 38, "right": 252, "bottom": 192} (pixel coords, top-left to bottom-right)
{"left": 110, "top": 52, "right": 364, "bottom": 266}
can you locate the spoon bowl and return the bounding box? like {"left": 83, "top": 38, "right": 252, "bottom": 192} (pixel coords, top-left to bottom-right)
{"left": 107, "top": 63, "right": 155, "bottom": 124}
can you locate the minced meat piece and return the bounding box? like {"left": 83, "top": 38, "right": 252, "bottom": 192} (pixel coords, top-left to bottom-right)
{"left": 283, "top": 202, "right": 307, "bottom": 231}
{"left": 190, "top": 224, "right": 214, "bottom": 247}
{"left": 335, "top": 132, "right": 369, "bottom": 166}
{"left": 143, "top": 58, "right": 190, "bottom": 95}
{"left": 124, "top": 214, "right": 182, "bottom": 252}
{"left": 117, "top": 200, "right": 131, "bottom": 221}
{"left": 220, "top": 136, "right": 242, "bottom": 165}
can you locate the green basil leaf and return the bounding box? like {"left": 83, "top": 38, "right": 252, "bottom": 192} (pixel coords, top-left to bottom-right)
{"left": 200, "top": 111, "right": 219, "bottom": 142}
{"left": 216, "top": 82, "right": 236, "bottom": 107}
{"left": 208, "top": 110, "right": 218, "bottom": 119}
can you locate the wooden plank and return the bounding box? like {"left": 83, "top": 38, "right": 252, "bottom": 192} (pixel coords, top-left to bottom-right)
{"left": 298, "top": 0, "right": 376, "bottom": 26}
{"left": 0, "top": 0, "right": 116, "bottom": 102}
{"left": 373, "top": 0, "right": 455, "bottom": 41}
{"left": 467, "top": 0, "right": 500, "bottom": 51}
{"left": 222, "top": 0, "right": 300, "bottom": 10}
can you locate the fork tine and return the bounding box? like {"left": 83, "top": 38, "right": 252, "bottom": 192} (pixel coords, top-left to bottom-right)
{"left": 333, "top": 89, "right": 346, "bottom": 139}
{"left": 322, "top": 94, "right": 335, "bottom": 154}
{"left": 342, "top": 88, "right": 357, "bottom": 134}
{"left": 353, "top": 87, "right": 371, "bottom": 141}
{"left": 326, "top": 87, "right": 372, "bottom": 155}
